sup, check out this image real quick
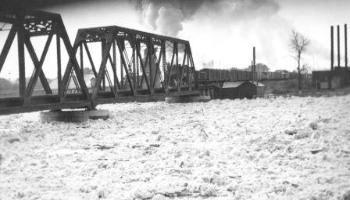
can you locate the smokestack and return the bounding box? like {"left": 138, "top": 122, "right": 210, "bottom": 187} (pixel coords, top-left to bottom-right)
{"left": 345, "top": 24, "right": 348, "bottom": 69}
{"left": 331, "top": 26, "right": 334, "bottom": 71}
{"left": 253, "top": 46, "right": 256, "bottom": 83}
{"left": 337, "top": 25, "right": 341, "bottom": 68}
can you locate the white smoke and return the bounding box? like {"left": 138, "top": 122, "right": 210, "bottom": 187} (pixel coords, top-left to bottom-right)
{"left": 143, "top": 2, "right": 159, "bottom": 29}
{"left": 138, "top": 0, "right": 331, "bottom": 71}
{"left": 155, "top": 5, "right": 184, "bottom": 36}
{"left": 137, "top": 0, "right": 280, "bottom": 37}
{"left": 132, "top": 0, "right": 326, "bottom": 70}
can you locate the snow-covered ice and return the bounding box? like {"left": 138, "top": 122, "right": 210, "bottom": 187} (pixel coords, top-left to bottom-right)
{"left": 0, "top": 95, "right": 350, "bottom": 200}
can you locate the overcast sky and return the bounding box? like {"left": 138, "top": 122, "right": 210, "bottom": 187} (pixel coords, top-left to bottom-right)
{"left": 1, "top": 0, "right": 350, "bottom": 80}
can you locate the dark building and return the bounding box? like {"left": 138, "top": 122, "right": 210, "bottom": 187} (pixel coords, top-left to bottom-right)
{"left": 315, "top": 24, "right": 350, "bottom": 89}
{"left": 312, "top": 67, "right": 350, "bottom": 89}
{"left": 213, "top": 81, "right": 264, "bottom": 99}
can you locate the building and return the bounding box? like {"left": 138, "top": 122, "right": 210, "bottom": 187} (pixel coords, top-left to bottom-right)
{"left": 213, "top": 81, "right": 265, "bottom": 99}
{"left": 275, "top": 70, "right": 290, "bottom": 79}
{"left": 312, "top": 67, "right": 350, "bottom": 89}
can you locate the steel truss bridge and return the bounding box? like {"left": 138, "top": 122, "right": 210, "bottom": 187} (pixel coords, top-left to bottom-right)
{"left": 0, "top": 10, "right": 197, "bottom": 115}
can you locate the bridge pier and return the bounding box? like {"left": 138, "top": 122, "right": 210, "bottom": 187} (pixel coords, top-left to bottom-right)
{"left": 40, "top": 109, "right": 110, "bottom": 123}
{"left": 165, "top": 91, "right": 210, "bottom": 103}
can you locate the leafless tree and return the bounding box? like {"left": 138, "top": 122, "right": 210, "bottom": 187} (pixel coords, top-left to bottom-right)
{"left": 290, "top": 30, "right": 310, "bottom": 90}
{"left": 301, "top": 64, "right": 311, "bottom": 75}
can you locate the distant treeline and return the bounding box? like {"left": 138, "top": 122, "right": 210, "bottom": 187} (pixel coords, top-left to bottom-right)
{"left": 0, "top": 78, "right": 43, "bottom": 91}
{"left": 0, "top": 78, "right": 17, "bottom": 91}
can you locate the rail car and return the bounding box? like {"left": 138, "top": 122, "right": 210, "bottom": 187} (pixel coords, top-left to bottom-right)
{"left": 196, "top": 68, "right": 290, "bottom": 83}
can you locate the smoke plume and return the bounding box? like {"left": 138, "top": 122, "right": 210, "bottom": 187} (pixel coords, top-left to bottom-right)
{"left": 136, "top": 0, "right": 280, "bottom": 36}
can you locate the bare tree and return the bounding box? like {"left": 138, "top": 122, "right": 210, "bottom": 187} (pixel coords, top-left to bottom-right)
{"left": 301, "top": 64, "right": 311, "bottom": 75}
{"left": 290, "top": 30, "right": 310, "bottom": 90}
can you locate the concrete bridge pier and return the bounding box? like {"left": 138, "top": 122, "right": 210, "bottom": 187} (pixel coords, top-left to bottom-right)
{"left": 40, "top": 109, "right": 110, "bottom": 123}
{"left": 165, "top": 91, "right": 210, "bottom": 103}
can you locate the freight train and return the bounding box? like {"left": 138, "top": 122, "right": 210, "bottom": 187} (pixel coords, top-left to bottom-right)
{"left": 196, "top": 68, "right": 291, "bottom": 83}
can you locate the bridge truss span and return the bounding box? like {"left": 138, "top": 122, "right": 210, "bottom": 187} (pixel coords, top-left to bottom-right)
{"left": 0, "top": 10, "right": 91, "bottom": 114}
{"left": 73, "top": 26, "right": 197, "bottom": 107}
{"left": 0, "top": 10, "right": 198, "bottom": 115}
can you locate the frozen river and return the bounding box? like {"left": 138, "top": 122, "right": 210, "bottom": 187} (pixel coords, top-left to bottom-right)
{"left": 1, "top": 95, "right": 350, "bottom": 200}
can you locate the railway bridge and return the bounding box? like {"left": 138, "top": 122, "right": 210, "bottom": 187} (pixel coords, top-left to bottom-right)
{"left": 0, "top": 10, "right": 198, "bottom": 115}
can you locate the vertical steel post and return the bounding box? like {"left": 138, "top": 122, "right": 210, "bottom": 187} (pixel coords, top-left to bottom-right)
{"left": 175, "top": 44, "right": 179, "bottom": 91}
{"left": 112, "top": 40, "right": 117, "bottom": 92}
{"left": 80, "top": 43, "right": 84, "bottom": 74}
{"left": 161, "top": 41, "right": 166, "bottom": 92}
{"left": 120, "top": 41, "right": 124, "bottom": 88}
{"left": 186, "top": 44, "right": 190, "bottom": 88}
{"left": 132, "top": 41, "right": 136, "bottom": 89}
{"left": 56, "top": 34, "right": 62, "bottom": 99}
{"left": 17, "top": 14, "right": 26, "bottom": 98}
{"left": 101, "top": 40, "right": 106, "bottom": 90}
{"left": 148, "top": 39, "right": 153, "bottom": 94}
{"left": 136, "top": 42, "right": 139, "bottom": 89}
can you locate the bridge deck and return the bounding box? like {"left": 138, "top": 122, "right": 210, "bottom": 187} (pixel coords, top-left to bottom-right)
{"left": 0, "top": 89, "right": 199, "bottom": 115}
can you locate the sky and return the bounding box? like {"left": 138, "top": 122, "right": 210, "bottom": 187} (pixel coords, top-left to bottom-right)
{"left": 1, "top": 0, "right": 350, "bottom": 80}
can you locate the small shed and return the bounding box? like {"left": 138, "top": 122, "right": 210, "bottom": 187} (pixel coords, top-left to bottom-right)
{"left": 214, "top": 81, "right": 264, "bottom": 99}
{"left": 253, "top": 82, "right": 265, "bottom": 97}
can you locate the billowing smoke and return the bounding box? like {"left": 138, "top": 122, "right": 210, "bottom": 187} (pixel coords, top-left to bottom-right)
{"left": 131, "top": 0, "right": 305, "bottom": 70}
{"left": 136, "top": 0, "right": 195, "bottom": 36}
{"left": 136, "top": 0, "right": 280, "bottom": 36}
